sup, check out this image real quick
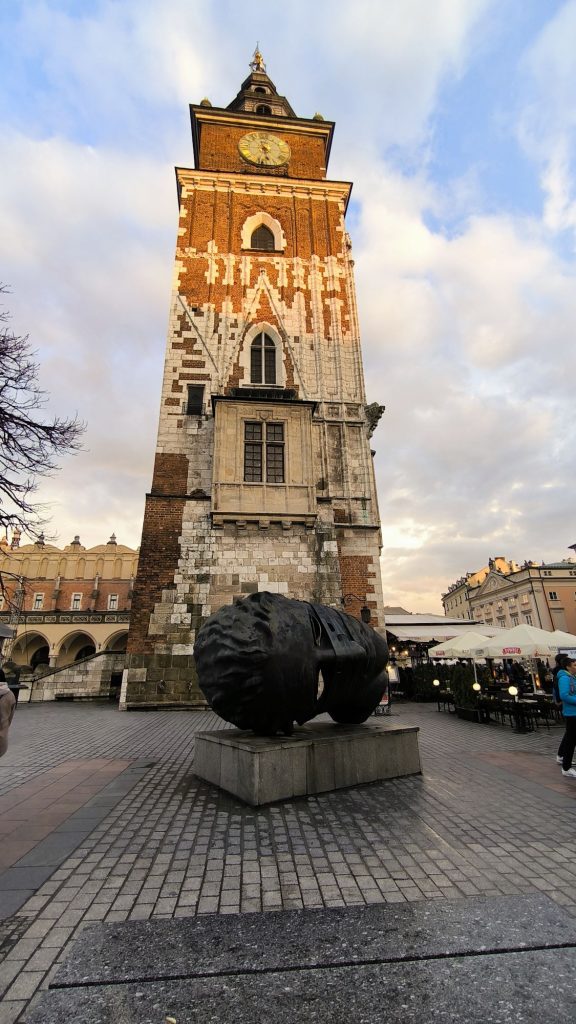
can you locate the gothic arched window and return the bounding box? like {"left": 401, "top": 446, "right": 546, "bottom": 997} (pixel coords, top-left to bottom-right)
{"left": 250, "top": 333, "right": 276, "bottom": 385}
{"left": 250, "top": 224, "right": 275, "bottom": 251}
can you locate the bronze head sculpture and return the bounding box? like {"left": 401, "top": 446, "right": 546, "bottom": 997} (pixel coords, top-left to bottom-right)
{"left": 193, "top": 591, "right": 388, "bottom": 736}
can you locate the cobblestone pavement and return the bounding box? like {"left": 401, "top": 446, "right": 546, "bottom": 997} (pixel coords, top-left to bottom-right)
{"left": 0, "top": 701, "right": 574, "bottom": 1023}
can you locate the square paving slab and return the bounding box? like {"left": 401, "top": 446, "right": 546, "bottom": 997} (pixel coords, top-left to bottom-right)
{"left": 25, "top": 894, "right": 576, "bottom": 1022}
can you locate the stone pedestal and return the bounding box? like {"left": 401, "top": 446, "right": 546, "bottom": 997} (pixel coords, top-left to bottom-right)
{"left": 193, "top": 719, "right": 421, "bottom": 805}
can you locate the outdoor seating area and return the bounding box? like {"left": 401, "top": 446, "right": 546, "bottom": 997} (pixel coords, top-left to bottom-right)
{"left": 435, "top": 687, "right": 562, "bottom": 733}
{"left": 476, "top": 693, "right": 560, "bottom": 732}
{"left": 426, "top": 622, "right": 576, "bottom": 732}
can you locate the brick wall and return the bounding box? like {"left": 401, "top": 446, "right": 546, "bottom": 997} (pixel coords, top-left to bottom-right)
{"left": 126, "top": 495, "right": 186, "bottom": 655}
{"left": 151, "top": 452, "right": 189, "bottom": 495}
{"left": 198, "top": 123, "right": 328, "bottom": 179}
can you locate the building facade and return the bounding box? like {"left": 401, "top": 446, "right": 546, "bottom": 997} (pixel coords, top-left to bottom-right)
{"left": 442, "top": 557, "right": 519, "bottom": 621}
{"left": 443, "top": 556, "right": 576, "bottom": 633}
{"left": 0, "top": 533, "right": 138, "bottom": 670}
{"left": 123, "top": 52, "right": 386, "bottom": 709}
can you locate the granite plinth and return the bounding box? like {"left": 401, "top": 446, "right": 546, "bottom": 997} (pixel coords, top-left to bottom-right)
{"left": 193, "top": 719, "right": 421, "bottom": 804}
{"left": 25, "top": 951, "right": 575, "bottom": 1024}
{"left": 49, "top": 894, "right": 576, "bottom": 987}
{"left": 26, "top": 898, "right": 576, "bottom": 1024}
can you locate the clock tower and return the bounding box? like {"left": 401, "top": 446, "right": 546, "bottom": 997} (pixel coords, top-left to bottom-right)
{"left": 122, "top": 51, "right": 386, "bottom": 708}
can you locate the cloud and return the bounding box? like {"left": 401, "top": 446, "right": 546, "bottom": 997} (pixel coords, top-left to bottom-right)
{"left": 517, "top": 0, "right": 576, "bottom": 241}
{"left": 353, "top": 167, "right": 576, "bottom": 608}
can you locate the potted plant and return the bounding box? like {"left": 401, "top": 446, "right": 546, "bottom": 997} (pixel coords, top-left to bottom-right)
{"left": 449, "top": 664, "right": 482, "bottom": 722}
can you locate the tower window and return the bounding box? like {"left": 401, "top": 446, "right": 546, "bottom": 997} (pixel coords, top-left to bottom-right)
{"left": 250, "top": 333, "right": 276, "bottom": 384}
{"left": 250, "top": 225, "right": 275, "bottom": 251}
{"left": 186, "top": 384, "right": 204, "bottom": 415}
{"left": 256, "top": 104, "right": 272, "bottom": 115}
{"left": 254, "top": 86, "right": 267, "bottom": 94}
{"left": 244, "top": 421, "right": 285, "bottom": 483}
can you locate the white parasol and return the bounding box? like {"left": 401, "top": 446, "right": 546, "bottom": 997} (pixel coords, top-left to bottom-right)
{"left": 429, "top": 632, "right": 493, "bottom": 658}
{"left": 476, "top": 624, "right": 560, "bottom": 659}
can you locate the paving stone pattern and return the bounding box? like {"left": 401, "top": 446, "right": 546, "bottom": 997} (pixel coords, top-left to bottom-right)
{"left": 0, "top": 701, "right": 574, "bottom": 1023}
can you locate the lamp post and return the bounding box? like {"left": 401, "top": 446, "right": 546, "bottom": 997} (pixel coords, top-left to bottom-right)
{"left": 341, "top": 593, "right": 371, "bottom": 624}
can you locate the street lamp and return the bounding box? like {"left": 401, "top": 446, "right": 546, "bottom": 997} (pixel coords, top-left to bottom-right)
{"left": 341, "top": 594, "right": 371, "bottom": 624}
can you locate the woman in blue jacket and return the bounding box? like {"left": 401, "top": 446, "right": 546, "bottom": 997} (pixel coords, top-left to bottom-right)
{"left": 557, "top": 655, "right": 576, "bottom": 778}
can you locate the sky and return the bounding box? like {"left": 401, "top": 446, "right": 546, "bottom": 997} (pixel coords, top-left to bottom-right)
{"left": 1, "top": 0, "right": 576, "bottom": 614}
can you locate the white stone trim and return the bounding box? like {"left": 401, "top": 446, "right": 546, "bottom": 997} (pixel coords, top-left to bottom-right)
{"left": 238, "top": 322, "right": 285, "bottom": 387}
{"left": 241, "top": 212, "right": 286, "bottom": 251}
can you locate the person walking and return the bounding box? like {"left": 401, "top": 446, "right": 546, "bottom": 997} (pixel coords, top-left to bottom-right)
{"left": 0, "top": 668, "right": 16, "bottom": 757}
{"left": 553, "top": 654, "right": 574, "bottom": 767}
{"left": 556, "top": 655, "right": 576, "bottom": 779}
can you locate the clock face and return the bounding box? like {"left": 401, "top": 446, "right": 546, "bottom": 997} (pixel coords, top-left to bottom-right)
{"left": 238, "top": 132, "right": 291, "bottom": 167}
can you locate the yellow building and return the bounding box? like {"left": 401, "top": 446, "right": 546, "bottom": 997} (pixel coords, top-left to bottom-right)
{"left": 0, "top": 533, "right": 138, "bottom": 673}
{"left": 442, "top": 556, "right": 576, "bottom": 632}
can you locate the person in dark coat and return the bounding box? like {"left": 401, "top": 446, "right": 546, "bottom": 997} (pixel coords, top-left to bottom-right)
{"left": 0, "top": 668, "right": 16, "bottom": 757}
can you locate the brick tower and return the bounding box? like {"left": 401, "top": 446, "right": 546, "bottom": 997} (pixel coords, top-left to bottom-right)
{"left": 122, "top": 50, "right": 386, "bottom": 709}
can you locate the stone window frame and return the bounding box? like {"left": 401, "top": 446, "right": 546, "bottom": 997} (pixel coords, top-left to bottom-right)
{"left": 33, "top": 593, "right": 44, "bottom": 610}
{"left": 250, "top": 332, "right": 277, "bottom": 385}
{"left": 239, "top": 322, "right": 285, "bottom": 389}
{"left": 107, "top": 594, "right": 119, "bottom": 611}
{"left": 71, "top": 592, "right": 82, "bottom": 611}
{"left": 241, "top": 212, "right": 286, "bottom": 252}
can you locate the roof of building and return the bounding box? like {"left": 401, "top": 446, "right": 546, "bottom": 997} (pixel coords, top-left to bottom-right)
{"left": 384, "top": 613, "right": 504, "bottom": 642}
{"left": 540, "top": 561, "right": 576, "bottom": 569}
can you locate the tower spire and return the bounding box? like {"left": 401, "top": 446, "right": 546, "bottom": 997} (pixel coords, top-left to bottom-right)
{"left": 250, "top": 43, "right": 266, "bottom": 74}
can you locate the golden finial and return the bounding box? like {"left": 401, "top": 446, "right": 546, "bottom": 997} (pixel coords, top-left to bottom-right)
{"left": 250, "top": 44, "right": 266, "bottom": 73}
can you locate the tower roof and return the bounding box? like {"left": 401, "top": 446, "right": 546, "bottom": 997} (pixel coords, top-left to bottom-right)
{"left": 226, "top": 47, "right": 297, "bottom": 119}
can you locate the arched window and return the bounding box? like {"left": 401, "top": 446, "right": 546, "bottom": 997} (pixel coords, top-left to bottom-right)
{"left": 250, "top": 224, "right": 275, "bottom": 251}
{"left": 242, "top": 213, "right": 285, "bottom": 251}
{"left": 254, "top": 86, "right": 267, "bottom": 94}
{"left": 256, "top": 104, "right": 272, "bottom": 115}
{"left": 250, "top": 333, "right": 276, "bottom": 385}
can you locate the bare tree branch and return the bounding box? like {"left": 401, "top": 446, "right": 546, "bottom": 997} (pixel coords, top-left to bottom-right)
{"left": 0, "top": 285, "right": 85, "bottom": 538}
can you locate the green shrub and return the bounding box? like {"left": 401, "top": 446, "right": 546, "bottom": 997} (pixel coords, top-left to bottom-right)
{"left": 447, "top": 663, "right": 477, "bottom": 707}
{"left": 408, "top": 662, "right": 451, "bottom": 702}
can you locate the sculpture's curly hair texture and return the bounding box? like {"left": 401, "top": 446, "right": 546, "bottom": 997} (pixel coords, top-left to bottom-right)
{"left": 194, "top": 592, "right": 281, "bottom": 731}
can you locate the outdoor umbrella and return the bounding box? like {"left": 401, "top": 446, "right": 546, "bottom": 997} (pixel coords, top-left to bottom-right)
{"left": 429, "top": 631, "right": 493, "bottom": 687}
{"left": 549, "top": 630, "right": 576, "bottom": 650}
{"left": 428, "top": 632, "right": 493, "bottom": 658}
{"left": 477, "top": 624, "right": 559, "bottom": 659}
